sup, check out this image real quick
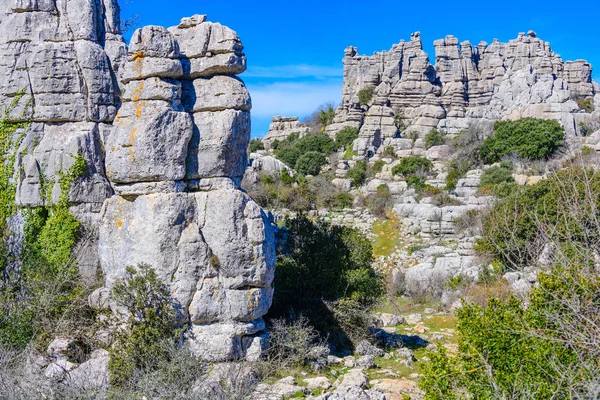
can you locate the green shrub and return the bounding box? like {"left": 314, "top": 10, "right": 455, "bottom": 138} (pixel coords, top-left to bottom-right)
{"left": 478, "top": 166, "right": 600, "bottom": 269}
{"left": 581, "top": 145, "right": 594, "bottom": 156}
{"left": 346, "top": 161, "right": 367, "bottom": 187}
{"left": 575, "top": 97, "right": 594, "bottom": 113}
{"left": 248, "top": 139, "right": 265, "bottom": 153}
{"left": 381, "top": 146, "right": 396, "bottom": 158}
{"left": 271, "top": 139, "right": 280, "bottom": 150}
{"left": 335, "top": 192, "right": 354, "bottom": 208}
{"left": 371, "top": 160, "right": 386, "bottom": 174}
{"left": 295, "top": 134, "right": 336, "bottom": 155}
{"left": 343, "top": 148, "right": 358, "bottom": 160}
{"left": 295, "top": 151, "right": 327, "bottom": 176}
{"left": 358, "top": 86, "right": 375, "bottom": 105}
{"left": 270, "top": 216, "right": 383, "bottom": 348}
{"left": 425, "top": 129, "right": 445, "bottom": 149}
{"left": 335, "top": 126, "right": 359, "bottom": 149}
{"left": 318, "top": 104, "right": 336, "bottom": 128}
{"left": 478, "top": 162, "right": 515, "bottom": 196}
{"left": 420, "top": 262, "right": 600, "bottom": 399}
{"left": 392, "top": 156, "right": 433, "bottom": 189}
{"left": 108, "top": 264, "right": 180, "bottom": 388}
{"left": 392, "top": 156, "right": 434, "bottom": 177}
{"left": 445, "top": 159, "right": 471, "bottom": 191}
{"left": 276, "top": 146, "right": 302, "bottom": 167}
{"left": 479, "top": 118, "right": 564, "bottom": 163}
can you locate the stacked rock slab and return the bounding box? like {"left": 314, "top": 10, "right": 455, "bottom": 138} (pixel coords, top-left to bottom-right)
{"left": 99, "top": 17, "right": 275, "bottom": 362}
{"left": 0, "top": 0, "right": 126, "bottom": 280}
{"left": 326, "top": 31, "right": 598, "bottom": 156}
{"left": 262, "top": 116, "right": 310, "bottom": 149}
{"left": 1, "top": 2, "right": 275, "bottom": 362}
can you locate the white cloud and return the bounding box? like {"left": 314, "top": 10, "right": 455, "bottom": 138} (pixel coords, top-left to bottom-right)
{"left": 248, "top": 80, "right": 342, "bottom": 119}
{"left": 245, "top": 64, "right": 342, "bottom": 79}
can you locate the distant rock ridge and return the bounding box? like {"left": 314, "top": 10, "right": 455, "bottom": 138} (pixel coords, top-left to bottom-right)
{"left": 1, "top": 1, "right": 274, "bottom": 362}
{"left": 262, "top": 116, "right": 310, "bottom": 148}
{"left": 325, "top": 31, "right": 600, "bottom": 157}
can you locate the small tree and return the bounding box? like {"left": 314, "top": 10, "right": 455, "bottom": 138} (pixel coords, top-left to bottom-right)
{"left": 249, "top": 139, "right": 265, "bottom": 153}
{"left": 425, "top": 129, "right": 445, "bottom": 149}
{"left": 358, "top": 86, "right": 375, "bottom": 105}
{"left": 335, "top": 126, "right": 359, "bottom": 149}
{"left": 295, "top": 151, "right": 326, "bottom": 176}
{"left": 346, "top": 161, "right": 367, "bottom": 187}
{"left": 479, "top": 118, "right": 564, "bottom": 163}
{"left": 108, "top": 264, "right": 179, "bottom": 388}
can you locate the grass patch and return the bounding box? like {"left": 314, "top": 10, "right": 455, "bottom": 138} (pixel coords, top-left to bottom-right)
{"left": 372, "top": 213, "right": 403, "bottom": 258}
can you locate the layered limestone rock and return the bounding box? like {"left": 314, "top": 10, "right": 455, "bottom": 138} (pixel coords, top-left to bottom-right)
{"left": 2, "top": 2, "right": 275, "bottom": 362}
{"left": 327, "top": 31, "right": 598, "bottom": 156}
{"left": 99, "top": 18, "right": 275, "bottom": 362}
{"left": 0, "top": 0, "right": 126, "bottom": 279}
{"left": 262, "top": 116, "right": 310, "bottom": 149}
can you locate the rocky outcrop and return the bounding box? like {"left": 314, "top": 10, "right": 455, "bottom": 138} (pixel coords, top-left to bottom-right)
{"left": 99, "top": 17, "right": 274, "bottom": 362}
{"left": 0, "top": 0, "right": 126, "bottom": 279}
{"left": 327, "top": 31, "right": 598, "bottom": 156}
{"left": 1, "top": 2, "right": 275, "bottom": 362}
{"left": 262, "top": 116, "right": 310, "bottom": 149}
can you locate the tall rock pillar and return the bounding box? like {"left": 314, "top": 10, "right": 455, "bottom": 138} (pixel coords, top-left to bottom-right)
{"left": 99, "top": 16, "right": 275, "bottom": 362}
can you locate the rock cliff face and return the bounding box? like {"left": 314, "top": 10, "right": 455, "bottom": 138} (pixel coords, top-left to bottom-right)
{"left": 1, "top": 2, "right": 275, "bottom": 361}
{"left": 326, "top": 31, "right": 599, "bottom": 156}
{"left": 0, "top": 0, "right": 126, "bottom": 279}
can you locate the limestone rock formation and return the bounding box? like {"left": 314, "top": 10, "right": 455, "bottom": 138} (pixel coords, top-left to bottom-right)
{"left": 99, "top": 17, "right": 274, "bottom": 362}
{"left": 262, "top": 116, "right": 310, "bottom": 149}
{"left": 1, "top": 2, "right": 275, "bottom": 362}
{"left": 326, "top": 31, "right": 598, "bottom": 157}
{"left": 0, "top": 0, "right": 126, "bottom": 279}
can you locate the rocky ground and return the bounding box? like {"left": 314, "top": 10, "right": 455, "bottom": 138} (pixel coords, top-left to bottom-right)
{"left": 253, "top": 298, "right": 458, "bottom": 400}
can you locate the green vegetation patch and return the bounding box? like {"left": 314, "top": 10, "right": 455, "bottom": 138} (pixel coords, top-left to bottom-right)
{"left": 479, "top": 118, "right": 564, "bottom": 163}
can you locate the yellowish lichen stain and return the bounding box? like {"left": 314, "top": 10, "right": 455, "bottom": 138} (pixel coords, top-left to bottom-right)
{"left": 132, "top": 81, "right": 144, "bottom": 102}
{"left": 117, "top": 220, "right": 123, "bottom": 228}
{"left": 133, "top": 51, "right": 145, "bottom": 79}
{"left": 134, "top": 101, "right": 146, "bottom": 119}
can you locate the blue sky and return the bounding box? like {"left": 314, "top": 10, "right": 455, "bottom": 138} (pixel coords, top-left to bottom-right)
{"left": 120, "top": 0, "right": 600, "bottom": 138}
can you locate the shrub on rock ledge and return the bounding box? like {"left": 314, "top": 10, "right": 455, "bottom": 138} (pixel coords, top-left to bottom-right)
{"left": 335, "top": 126, "right": 359, "bottom": 149}
{"left": 295, "top": 151, "right": 327, "bottom": 176}
{"left": 479, "top": 118, "right": 564, "bottom": 163}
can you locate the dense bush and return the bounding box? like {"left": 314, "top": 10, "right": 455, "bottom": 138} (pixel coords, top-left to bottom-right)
{"left": 1, "top": 156, "right": 88, "bottom": 351}
{"left": 295, "top": 151, "right": 327, "bottom": 176}
{"left": 421, "top": 261, "right": 600, "bottom": 399}
{"left": 248, "top": 138, "right": 264, "bottom": 153}
{"left": 392, "top": 156, "right": 434, "bottom": 177}
{"left": 274, "top": 133, "right": 335, "bottom": 176}
{"left": 479, "top": 118, "right": 564, "bottom": 163}
{"left": 422, "top": 163, "right": 600, "bottom": 399}
{"left": 478, "top": 166, "right": 600, "bottom": 270}
{"left": 478, "top": 162, "right": 516, "bottom": 197}
{"left": 108, "top": 264, "right": 182, "bottom": 388}
{"left": 276, "top": 146, "right": 302, "bottom": 167}
{"left": 269, "top": 216, "right": 383, "bottom": 348}
{"left": 243, "top": 174, "right": 354, "bottom": 212}
{"left": 574, "top": 96, "right": 594, "bottom": 113}
{"left": 425, "top": 129, "right": 445, "bottom": 149}
{"left": 335, "top": 126, "right": 359, "bottom": 149}
{"left": 295, "top": 134, "right": 336, "bottom": 155}
{"left": 392, "top": 156, "right": 434, "bottom": 189}
{"left": 445, "top": 159, "right": 471, "bottom": 191}
{"left": 358, "top": 86, "right": 375, "bottom": 105}
{"left": 346, "top": 161, "right": 367, "bottom": 187}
